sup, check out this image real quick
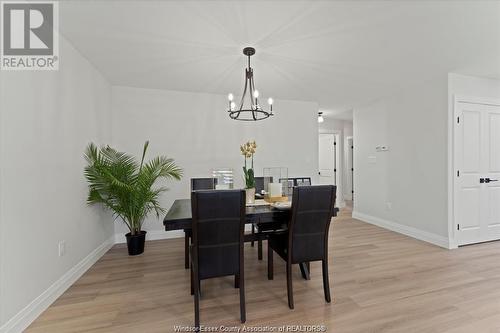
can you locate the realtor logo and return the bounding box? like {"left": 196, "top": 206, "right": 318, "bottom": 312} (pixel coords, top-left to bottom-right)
{"left": 1, "top": 1, "right": 59, "bottom": 70}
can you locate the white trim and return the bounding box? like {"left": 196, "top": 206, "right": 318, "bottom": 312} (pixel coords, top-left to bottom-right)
{"left": 449, "top": 95, "right": 500, "bottom": 247}
{"left": 0, "top": 236, "right": 115, "bottom": 333}
{"left": 352, "top": 211, "right": 451, "bottom": 249}
{"left": 454, "top": 95, "right": 500, "bottom": 106}
{"left": 113, "top": 225, "right": 256, "bottom": 244}
{"left": 114, "top": 229, "right": 183, "bottom": 244}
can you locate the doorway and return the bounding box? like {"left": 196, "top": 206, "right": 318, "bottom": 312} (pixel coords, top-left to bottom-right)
{"left": 319, "top": 133, "right": 340, "bottom": 186}
{"left": 453, "top": 98, "right": 500, "bottom": 246}
{"left": 318, "top": 133, "right": 343, "bottom": 207}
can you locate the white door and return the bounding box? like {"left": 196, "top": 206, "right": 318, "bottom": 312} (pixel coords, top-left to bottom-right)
{"left": 455, "top": 102, "right": 500, "bottom": 245}
{"left": 318, "top": 134, "right": 337, "bottom": 185}
{"left": 344, "top": 137, "right": 354, "bottom": 201}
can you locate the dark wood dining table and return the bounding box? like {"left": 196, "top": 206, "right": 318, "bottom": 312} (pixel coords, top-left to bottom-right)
{"left": 163, "top": 198, "right": 338, "bottom": 280}
{"left": 164, "top": 198, "right": 291, "bottom": 234}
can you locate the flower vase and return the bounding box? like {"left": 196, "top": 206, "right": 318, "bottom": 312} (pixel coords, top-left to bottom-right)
{"left": 245, "top": 188, "right": 256, "bottom": 204}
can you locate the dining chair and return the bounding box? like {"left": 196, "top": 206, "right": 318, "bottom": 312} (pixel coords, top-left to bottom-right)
{"left": 191, "top": 177, "right": 217, "bottom": 191}
{"left": 191, "top": 190, "right": 246, "bottom": 328}
{"left": 183, "top": 178, "right": 218, "bottom": 269}
{"left": 267, "top": 185, "right": 336, "bottom": 309}
{"left": 293, "top": 177, "right": 312, "bottom": 186}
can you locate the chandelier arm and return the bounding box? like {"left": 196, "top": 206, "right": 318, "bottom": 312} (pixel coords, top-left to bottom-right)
{"left": 250, "top": 73, "right": 257, "bottom": 109}
{"left": 238, "top": 69, "right": 250, "bottom": 116}
{"left": 250, "top": 75, "right": 258, "bottom": 120}
{"left": 251, "top": 71, "right": 257, "bottom": 107}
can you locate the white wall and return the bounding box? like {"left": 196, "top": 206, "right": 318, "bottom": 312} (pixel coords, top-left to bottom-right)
{"left": 447, "top": 73, "right": 500, "bottom": 246}
{"left": 112, "top": 86, "right": 319, "bottom": 239}
{"left": 353, "top": 75, "right": 450, "bottom": 248}
{"left": 0, "top": 37, "right": 114, "bottom": 331}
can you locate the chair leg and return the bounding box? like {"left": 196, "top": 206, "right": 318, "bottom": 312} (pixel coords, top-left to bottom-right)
{"left": 193, "top": 273, "right": 200, "bottom": 329}
{"left": 251, "top": 225, "right": 255, "bottom": 247}
{"left": 258, "top": 239, "right": 263, "bottom": 260}
{"left": 267, "top": 243, "right": 274, "bottom": 280}
{"left": 322, "top": 259, "right": 331, "bottom": 303}
{"left": 184, "top": 231, "right": 190, "bottom": 269}
{"left": 286, "top": 263, "right": 294, "bottom": 309}
{"left": 190, "top": 266, "right": 194, "bottom": 295}
{"left": 235, "top": 274, "right": 239, "bottom": 288}
{"left": 239, "top": 273, "right": 246, "bottom": 323}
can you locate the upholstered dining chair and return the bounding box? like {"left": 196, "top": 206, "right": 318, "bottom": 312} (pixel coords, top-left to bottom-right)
{"left": 191, "top": 177, "right": 217, "bottom": 192}
{"left": 267, "top": 185, "right": 336, "bottom": 309}
{"left": 184, "top": 178, "right": 217, "bottom": 269}
{"left": 190, "top": 190, "right": 246, "bottom": 328}
{"left": 293, "top": 177, "right": 312, "bottom": 186}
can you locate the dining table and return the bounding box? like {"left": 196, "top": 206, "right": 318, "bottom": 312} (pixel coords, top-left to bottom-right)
{"left": 163, "top": 198, "right": 338, "bottom": 280}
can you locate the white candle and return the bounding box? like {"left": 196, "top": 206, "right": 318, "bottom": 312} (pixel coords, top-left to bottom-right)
{"left": 269, "top": 182, "right": 282, "bottom": 197}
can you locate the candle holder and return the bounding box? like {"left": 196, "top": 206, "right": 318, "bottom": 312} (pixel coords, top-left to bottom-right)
{"left": 263, "top": 167, "right": 289, "bottom": 203}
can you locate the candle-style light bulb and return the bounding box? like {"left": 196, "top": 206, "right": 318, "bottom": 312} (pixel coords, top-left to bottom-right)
{"left": 228, "top": 93, "right": 234, "bottom": 101}
{"left": 267, "top": 98, "right": 273, "bottom": 105}
{"left": 253, "top": 90, "right": 259, "bottom": 98}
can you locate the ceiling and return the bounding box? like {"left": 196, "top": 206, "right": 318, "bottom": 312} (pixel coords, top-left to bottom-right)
{"left": 60, "top": 1, "right": 500, "bottom": 119}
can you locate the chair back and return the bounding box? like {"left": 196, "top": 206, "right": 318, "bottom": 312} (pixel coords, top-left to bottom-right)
{"left": 294, "top": 177, "right": 311, "bottom": 186}
{"left": 191, "top": 190, "right": 246, "bottom": 279}
{"left": 254, "top": 176, "right": 273, "bottom": 194}
{"left": 288, "top": 185, "right": 336, "bottom": 264}
{"left": 191, "top": 177, "right": 217, "bottom": 191}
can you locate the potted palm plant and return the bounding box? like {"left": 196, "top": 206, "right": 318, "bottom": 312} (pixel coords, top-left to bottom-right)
{"left": 241, "top": 140, "right": 257, "bottom": 204}
{"left": 84, "top": 141, "right": 182, "bottom": 255}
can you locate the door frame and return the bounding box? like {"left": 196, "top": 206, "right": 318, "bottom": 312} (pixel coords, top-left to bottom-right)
{"left": 345, "top": 136, "right": 354, "bottom": 201}
{"left": 449, "top": 95, "right": 500, "bottom": 248}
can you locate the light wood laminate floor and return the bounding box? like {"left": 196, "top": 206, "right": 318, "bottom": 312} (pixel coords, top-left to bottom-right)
{"left": 27, "top": 208, "right": 500, "bottom": 332}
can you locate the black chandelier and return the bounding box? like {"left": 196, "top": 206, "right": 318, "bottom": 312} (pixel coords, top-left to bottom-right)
{"left": 227, "top": 47, "right": 274, "bottom": 121}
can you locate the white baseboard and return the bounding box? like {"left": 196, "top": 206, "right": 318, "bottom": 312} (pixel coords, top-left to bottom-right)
{"left": 114, "top": 229, "right": 184, "bottom": 244}
{"left": 352, "top": 211, "right": 451, "bottom": 249}
{"left": 0, "top": 236, "right": 115, "bottom": 333}
{"left": 114, "top": 226, "right": 254, "bottom": 244}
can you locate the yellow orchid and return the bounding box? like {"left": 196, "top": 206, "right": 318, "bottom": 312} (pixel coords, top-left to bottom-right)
{"left": 240, "top": 140, "right": 258, "bottom": 189}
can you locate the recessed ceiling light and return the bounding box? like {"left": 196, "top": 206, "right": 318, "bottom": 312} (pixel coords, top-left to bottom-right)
{"left": 318, "top": 112, "right": 324, "bottom": 123}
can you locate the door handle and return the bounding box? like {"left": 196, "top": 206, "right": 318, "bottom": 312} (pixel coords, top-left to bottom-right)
{"left": 485, "top": 178, "right": 499, "bottom": 183}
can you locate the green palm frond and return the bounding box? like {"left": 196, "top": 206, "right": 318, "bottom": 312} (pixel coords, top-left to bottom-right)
{"left": 84, "top": 141, "right": 182, "bottom": 235}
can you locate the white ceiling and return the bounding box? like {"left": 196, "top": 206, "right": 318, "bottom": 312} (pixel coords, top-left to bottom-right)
{"left": 60, "top": 1, "right": 500, "bottom": 119}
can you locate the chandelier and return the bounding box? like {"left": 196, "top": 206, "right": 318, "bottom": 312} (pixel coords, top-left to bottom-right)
{"left": 227, "top": 47, "right": 274, "bottom": 121}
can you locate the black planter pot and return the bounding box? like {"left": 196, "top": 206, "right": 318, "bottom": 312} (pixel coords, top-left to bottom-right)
{"left": 125, "top": 231, "right": 147, "bottom": 256}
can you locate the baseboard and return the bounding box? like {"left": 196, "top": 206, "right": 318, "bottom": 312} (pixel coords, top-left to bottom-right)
{"left": 114, "top": 229, "right": 184, "bottom": 244}
{"left": 0, "top": 235, "right": 115, "bottom": 333}
{"left": 114, "top": 226, "right": 253, "bottom": 244}
{"left": 352, "top": 211, "right": 451, "bottom": 249}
